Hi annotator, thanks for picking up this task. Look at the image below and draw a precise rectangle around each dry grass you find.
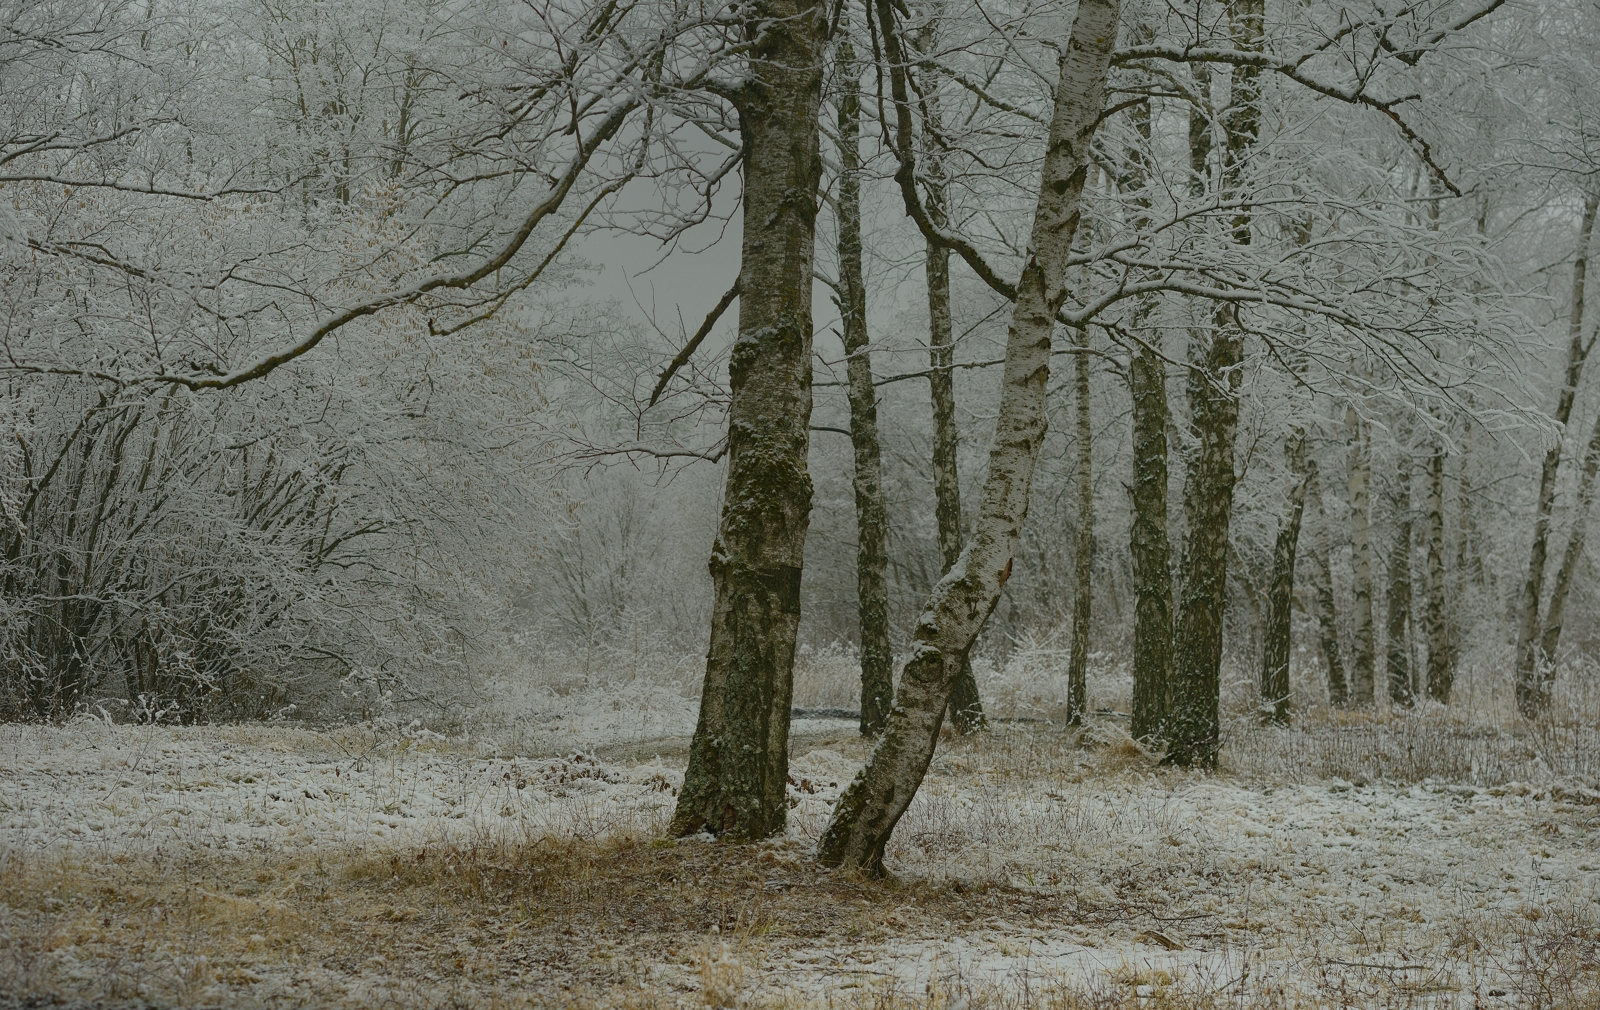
[5,699,1600,1009]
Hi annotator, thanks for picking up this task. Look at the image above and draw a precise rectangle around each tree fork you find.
[1515,190,1597,717]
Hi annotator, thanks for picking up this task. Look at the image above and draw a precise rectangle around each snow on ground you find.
[3,718,1599,1006]
[0,720,685,857]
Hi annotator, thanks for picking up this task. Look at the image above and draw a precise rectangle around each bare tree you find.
[1514,191,1598,716]
[816,0,1122,873]
[669,0,827,840]
[835,18,894,736]
[1385,452,1415,706]
[1347,407,1377,706]
[1304,457,1349,705]
[1260,430,1308,723]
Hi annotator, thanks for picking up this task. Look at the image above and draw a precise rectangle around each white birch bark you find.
[816,0,1123,872]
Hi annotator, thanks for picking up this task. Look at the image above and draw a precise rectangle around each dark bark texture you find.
[1128,339,1172,742]
[1304,459,1348,706]
[1260,430,1307,724]
[1347,408,1376,706]
[670,0,824,841]
[1166,0,1259,768]
[1423,441,1453,703]
[1068,327,1093,725]
[836,29,893,737]
[1515,190,1597,717]
[1385,455,1414,707]
[1122,79,1171,745]
[916,8,985,733]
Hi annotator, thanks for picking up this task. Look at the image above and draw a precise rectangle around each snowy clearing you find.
[2,716,1599,1008]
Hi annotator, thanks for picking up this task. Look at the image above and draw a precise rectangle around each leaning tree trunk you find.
[1260,429,1308,724]
[1385,453,1414,707]
[1423,438,1453,703]
[1067,326,1093,725]
[1347,407,1376,706]
[1166,0,1260,768]
[1540,402,1600,685]
[1304,458,1348,706]
[836,29,894,737]
[923,107,987,734]
[816,0,1121,873]
[1515,190,1597,717]
[670,0,824,841]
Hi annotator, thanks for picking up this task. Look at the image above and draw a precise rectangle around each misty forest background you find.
[2,0,1597,753]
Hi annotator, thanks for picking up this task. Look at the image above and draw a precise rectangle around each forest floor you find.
[2,711,1599,1009]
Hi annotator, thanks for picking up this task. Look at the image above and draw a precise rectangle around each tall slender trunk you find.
[1541,405,1600,678]
[1515,191,1598,717]
[1129,340,1172,740]
[1386,453,1414,707]
[836,28,893,736]
[1260,429,1308,724]
[918,19,986,735]
[817,0,1120,872]
[1347,407,1376,706]
[1123,76,1172,745]
[1423,438,1452,703]
[1457,415,1486,589]
[1068,327,1093,724]
[1166,0,1260,768]
[670,0,824,841]
[1304,458,1348,705]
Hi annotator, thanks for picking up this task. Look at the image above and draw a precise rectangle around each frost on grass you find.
[1,713,1599,1008]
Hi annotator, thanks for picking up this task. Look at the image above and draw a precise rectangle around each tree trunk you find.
[1166,0,1260,768]
[1347,407,1376,706]
[816,0,1120,873]
[1541,404,1600,682]
[1424,438,1453,703]
[670,0,824,841]
[923,94,986,735]
[1068,327,1093,725]
[1260,429,1308,724]
[1128,339,1172,741]
[1456,414,1487,589]
[1515,190,1597,717]
[1123,85,1172,746]
[1304,458,1348,706]
[836,28,893,737]
[1385,453,1414,707]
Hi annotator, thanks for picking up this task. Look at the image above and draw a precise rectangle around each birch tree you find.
[817,0,1122,873]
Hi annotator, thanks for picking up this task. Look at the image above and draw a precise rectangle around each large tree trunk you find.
[1385,453,1415,707]
[670,0,824,841]
[1515,190,1597,717]
[1541,403,1600,682]
[1260,429,1308,724]
[1347,407,1376,706]
[1067,326,1093,725]
[1165,0,1260,768]
[816,0,1121,873]
[922,91,987,735]
[836,28,894,737]
[1128,337,1172,741]
[1304,458,1348,706]
[1122,85,1172,744]
[1423,437,1453,703]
